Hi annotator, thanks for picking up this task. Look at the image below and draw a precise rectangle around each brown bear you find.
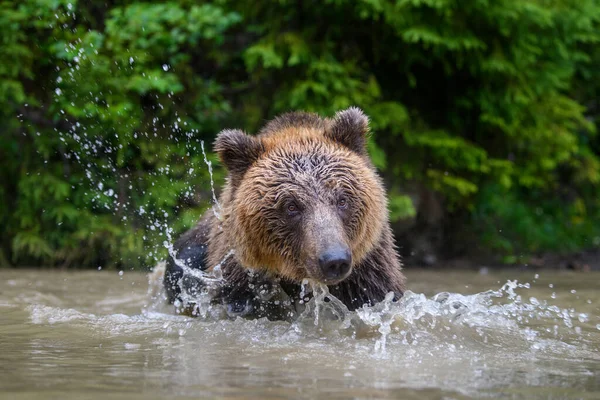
[163,107,406,320]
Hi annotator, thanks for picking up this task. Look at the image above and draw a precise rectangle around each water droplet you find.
[55,88,62,96]
[162,64,169,71]
[529,297,539,306]
[118,270,124,276]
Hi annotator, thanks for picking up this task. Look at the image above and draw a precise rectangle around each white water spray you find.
[201,140,223,221]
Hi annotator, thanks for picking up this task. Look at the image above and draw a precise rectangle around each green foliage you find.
[474,184,600,261]
[0,0,235,267]
[1,0,599,267]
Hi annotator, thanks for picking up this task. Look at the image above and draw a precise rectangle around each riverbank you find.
[404,248,600,272]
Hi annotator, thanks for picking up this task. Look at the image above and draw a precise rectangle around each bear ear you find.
[213,129,264,177]
[325,106,370,155]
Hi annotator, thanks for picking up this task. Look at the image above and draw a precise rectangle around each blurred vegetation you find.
[1,0,599,269]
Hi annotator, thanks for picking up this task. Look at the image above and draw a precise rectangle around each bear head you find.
[213,107,388,286]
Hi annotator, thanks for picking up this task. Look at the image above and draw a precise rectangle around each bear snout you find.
[317,246,352,283]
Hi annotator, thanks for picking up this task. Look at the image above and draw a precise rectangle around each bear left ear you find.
[325,106,370,155]
[213,129,264,178]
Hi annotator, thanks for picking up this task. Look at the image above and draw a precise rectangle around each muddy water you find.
[0,268,598,399]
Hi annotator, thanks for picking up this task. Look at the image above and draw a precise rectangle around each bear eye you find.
[286,203,300,216]
[337,197,348,209]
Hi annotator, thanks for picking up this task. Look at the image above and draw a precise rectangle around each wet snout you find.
[306,205,353,284]
[318,246,352,282]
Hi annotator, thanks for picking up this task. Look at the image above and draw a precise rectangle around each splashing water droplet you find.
[201,141,222,220]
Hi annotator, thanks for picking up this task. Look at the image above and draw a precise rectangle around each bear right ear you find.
[213,129,264,177]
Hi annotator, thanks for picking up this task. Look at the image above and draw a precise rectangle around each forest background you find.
[2,0,599,270]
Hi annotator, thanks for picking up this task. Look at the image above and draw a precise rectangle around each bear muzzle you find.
[317,246,352,284]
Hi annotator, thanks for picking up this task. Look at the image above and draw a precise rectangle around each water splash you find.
[43,4,223,268]
[200,140,223,221]
[144,267,600,361]
[157,228,234,319]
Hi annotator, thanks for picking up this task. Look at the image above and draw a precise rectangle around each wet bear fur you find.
[164,107,406,319]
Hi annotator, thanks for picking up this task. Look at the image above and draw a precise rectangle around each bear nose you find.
[318,248,352,281]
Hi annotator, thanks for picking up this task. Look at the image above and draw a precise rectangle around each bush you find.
[1,0,599,268]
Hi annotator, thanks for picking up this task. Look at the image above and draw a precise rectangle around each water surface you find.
[1,268,598,399]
